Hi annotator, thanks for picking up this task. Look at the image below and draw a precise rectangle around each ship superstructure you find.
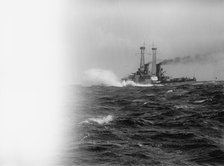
[122,45,196,84]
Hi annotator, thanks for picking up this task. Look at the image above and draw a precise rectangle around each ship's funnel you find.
[140,46,145,71]
[151,47,157,75]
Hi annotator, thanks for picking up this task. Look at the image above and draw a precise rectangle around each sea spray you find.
[84,68,157,87]
[84,69,122,87]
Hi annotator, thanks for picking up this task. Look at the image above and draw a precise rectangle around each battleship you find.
[121,45,196,84]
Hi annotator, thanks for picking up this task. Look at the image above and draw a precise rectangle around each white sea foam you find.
[121,80,154,87]
[81,115,113,125]
[167,89,174,93]
[193,99,207,103]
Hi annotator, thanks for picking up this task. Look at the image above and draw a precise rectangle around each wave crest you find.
[81,115,113,125]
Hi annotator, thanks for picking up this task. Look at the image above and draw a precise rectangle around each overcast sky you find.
[70,0,224,82]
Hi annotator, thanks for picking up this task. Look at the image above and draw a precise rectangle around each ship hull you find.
[122,77,196,85]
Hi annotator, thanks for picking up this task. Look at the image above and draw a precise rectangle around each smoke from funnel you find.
[160,51,224,81]
[159,53,218,66]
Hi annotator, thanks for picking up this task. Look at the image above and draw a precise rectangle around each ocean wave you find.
[72,81,224,166]
[81,115,113,125]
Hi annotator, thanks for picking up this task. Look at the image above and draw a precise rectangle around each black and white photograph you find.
[1,0,224,166]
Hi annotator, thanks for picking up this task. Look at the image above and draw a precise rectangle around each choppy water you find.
[67,81,224,166]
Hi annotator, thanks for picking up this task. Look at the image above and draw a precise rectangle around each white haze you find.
[0,1,67,166]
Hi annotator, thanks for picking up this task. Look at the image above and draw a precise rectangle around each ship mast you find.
[139,46,145,72]
[151,45,157,76]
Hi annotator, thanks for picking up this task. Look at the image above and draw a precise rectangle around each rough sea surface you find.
[67,81,224,166]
